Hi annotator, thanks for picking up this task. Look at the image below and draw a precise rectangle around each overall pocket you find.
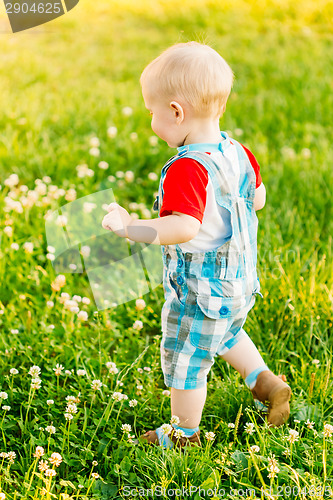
[190,293,246,351]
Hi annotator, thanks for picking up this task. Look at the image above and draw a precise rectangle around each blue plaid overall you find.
[153,131,263,390]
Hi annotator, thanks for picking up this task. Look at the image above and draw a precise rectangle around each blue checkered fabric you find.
[154,131,263,390]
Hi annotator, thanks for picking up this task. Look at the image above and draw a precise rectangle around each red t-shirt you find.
[160,142,262,222]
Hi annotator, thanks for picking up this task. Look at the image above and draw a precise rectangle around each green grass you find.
[0,0,332,498]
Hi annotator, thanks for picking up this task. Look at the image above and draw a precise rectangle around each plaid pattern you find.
[155,131,263,390]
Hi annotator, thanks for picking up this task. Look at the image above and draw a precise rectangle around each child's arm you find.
[254,183,266,211]
[102,203,200,245]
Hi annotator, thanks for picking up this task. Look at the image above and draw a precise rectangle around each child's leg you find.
[171,385,207,428]
[220,331,291,427]
[219,332,268,383]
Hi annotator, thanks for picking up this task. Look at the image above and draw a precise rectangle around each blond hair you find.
[140,41,234,119]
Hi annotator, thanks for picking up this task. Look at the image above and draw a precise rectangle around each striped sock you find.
[245,365,269,390]
[172,425,200,437]
[155,426,174,449]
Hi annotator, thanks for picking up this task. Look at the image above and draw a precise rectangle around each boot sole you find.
[267,384,292,427]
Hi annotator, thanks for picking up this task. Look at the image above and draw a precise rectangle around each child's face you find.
[142,86,188,148]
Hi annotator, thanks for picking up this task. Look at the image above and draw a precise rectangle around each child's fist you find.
[102,202,133,238]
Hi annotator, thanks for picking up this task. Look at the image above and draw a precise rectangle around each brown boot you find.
[251,370,291,427]
[139,428,201,450]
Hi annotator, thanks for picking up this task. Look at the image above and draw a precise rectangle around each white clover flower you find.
[28,366,41,377]
[301,148,311,159]
[77,310,88,321]
[3,226,13,236]
[53,364,64,376]
[9,368,19,375]
[121,423,132,433]
[174,429,185,439]
[65,188,77,202]
[133,320,143,331]
[137,368,143,373]
[91,380,103,391]
[80,245,92,258]
[38,460,49,472]
[205,431,215,441]
[89,147,100,157]
[46,253,55,261]
[148,172,158,181]
[250,445,260,453]
[82,297,90,305]
[2,406,10,411]
[31,378,41,390]
[122,106,133,117]
[47,301,54,308]
[45,425,56,434]
[112,392,126,402]
[287,429,299,443]
[10,243,19,250]
[56,215,67,227]
[228,423,235,428]
[4,173,19,187]
[324,423,333,438]
[130,132,138,141]
[98,161,109,170]
[92,472,99,479]
[83,202,97,214]
[234,128,243,136]
[107,126,117,138]
[46,399,54,405]
[124,170,134,182]
[7,451,16,463]
[90,137,100,148]
[143,367,151,372]
[305,419,315,430]
[162,390,170,397]
[161,424,172,436]
[64,299,79,311]
[0,492,5,500]
[267,455,280,479]
[170,415,180,426]
[77,369,86,376]
[64,413,74,421]
[312,359,320,366]
[10,329,19,334]
[65,370,72,376]
[148,136,158,146]
[129,399,138,407]
[135,299,146,311]
[66,403,78,415]
[136,385,143,391]
[106,362,118,375]
[45,468,57,477]
[245,422,256,435]
[33,446,45,458]
[49,452,62,467]
[60,292,70,301]
[23,242,34,253]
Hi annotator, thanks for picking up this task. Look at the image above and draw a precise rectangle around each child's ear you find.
[170,101,184,123]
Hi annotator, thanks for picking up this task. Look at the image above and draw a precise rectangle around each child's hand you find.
[101,202,133,238]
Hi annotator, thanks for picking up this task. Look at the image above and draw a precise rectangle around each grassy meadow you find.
[0,0,332,498]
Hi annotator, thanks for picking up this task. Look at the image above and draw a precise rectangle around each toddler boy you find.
[102,41,291,449]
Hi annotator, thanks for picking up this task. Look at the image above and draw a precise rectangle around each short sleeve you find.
[239,143,263,188]
[160,158,209,223]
